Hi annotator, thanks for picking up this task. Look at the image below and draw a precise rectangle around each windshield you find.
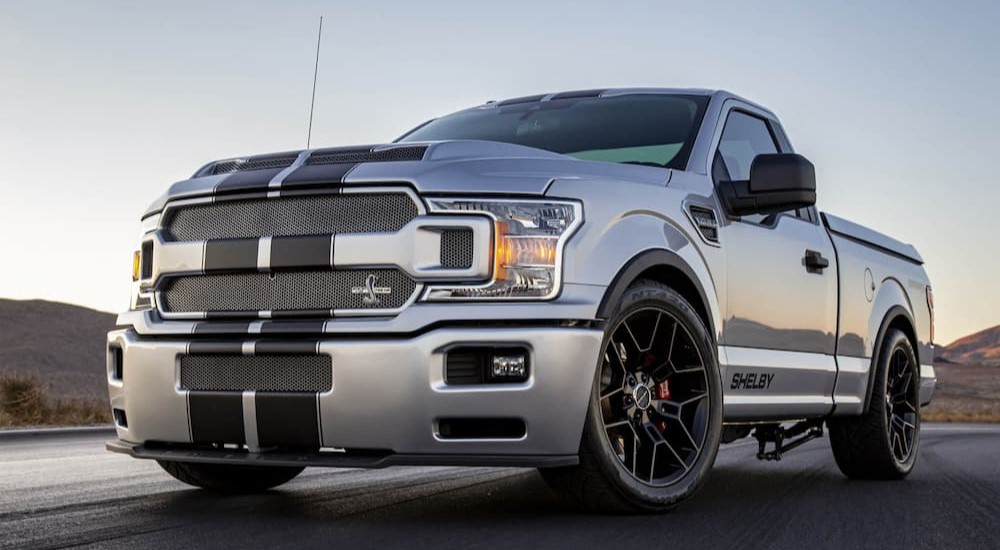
[398,94,709,169]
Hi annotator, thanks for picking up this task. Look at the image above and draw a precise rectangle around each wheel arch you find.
[863,304,918,414]
[596,249,716,341]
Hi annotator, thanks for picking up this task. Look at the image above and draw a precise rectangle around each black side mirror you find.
[718,153,816,216]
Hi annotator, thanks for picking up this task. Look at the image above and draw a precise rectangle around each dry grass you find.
[0,372,109,428]
[920,362,1000,423]
[922,410,1000,423]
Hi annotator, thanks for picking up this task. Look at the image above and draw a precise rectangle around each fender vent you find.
[688,205,720,244]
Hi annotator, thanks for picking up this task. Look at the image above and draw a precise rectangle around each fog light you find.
[492,354,527,379]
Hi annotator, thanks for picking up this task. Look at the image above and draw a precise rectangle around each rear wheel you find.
[157,460,304,493]
[541,280,722,513]
[828,328,920,479]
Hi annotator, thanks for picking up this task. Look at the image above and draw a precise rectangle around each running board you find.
[753,420,825,461]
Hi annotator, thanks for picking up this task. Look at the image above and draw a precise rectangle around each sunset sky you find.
[1,0,997,344]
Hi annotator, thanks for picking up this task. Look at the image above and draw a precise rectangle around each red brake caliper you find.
[645,350,671,432]
[655,379,671,432]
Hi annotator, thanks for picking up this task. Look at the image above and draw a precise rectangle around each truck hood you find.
[144,140,669,217]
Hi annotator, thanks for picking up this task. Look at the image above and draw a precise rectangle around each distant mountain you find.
[937,325,1000,367]
[0,299,116,400]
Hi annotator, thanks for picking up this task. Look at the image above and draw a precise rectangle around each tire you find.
[156,460,304,493]
[541,280,723,513]
[828,328,921,479]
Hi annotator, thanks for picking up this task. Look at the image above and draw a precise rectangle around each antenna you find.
[306,15,324,148]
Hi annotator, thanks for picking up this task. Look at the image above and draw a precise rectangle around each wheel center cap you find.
[634,385,652,409]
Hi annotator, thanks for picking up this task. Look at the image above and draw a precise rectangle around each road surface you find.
[1,424,998,549]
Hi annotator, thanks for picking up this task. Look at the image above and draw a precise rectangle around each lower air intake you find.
[180,355,332,393]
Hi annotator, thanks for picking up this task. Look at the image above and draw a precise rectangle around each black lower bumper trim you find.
[106,439,578,469]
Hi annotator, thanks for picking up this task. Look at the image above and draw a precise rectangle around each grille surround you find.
[163,192,419,242]
[159,269,417,317]
[180,355,332,392]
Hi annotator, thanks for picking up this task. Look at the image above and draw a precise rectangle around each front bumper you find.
[106,325,603,465]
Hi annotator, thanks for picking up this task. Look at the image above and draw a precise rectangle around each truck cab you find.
[108,88,935,512]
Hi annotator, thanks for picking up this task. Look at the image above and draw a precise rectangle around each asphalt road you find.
[2,424,998,550]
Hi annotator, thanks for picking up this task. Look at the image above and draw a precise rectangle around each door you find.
[713,108,838,420]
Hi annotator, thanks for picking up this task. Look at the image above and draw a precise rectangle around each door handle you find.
[804,250,830,272]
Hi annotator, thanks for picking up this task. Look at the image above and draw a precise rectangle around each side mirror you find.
[718,153,816,217]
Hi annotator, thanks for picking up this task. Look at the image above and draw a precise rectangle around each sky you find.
[1,0,998,345]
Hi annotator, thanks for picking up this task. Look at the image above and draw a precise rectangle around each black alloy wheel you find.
[598,307,711,486]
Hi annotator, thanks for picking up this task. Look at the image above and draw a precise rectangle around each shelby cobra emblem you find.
[351,274,392,305]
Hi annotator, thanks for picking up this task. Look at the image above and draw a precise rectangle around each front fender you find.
[547,178,723,338]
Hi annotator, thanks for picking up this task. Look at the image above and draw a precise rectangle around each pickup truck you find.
[107,88,936,512]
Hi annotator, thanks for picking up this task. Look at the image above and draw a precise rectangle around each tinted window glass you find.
[399,94,709,169]
[717,112,778,181]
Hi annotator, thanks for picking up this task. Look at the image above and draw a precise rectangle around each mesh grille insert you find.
[440,229,474,269]
[307,146,427,165]
[164,193,418,241]
[211,154,299,175]
[160,269,416,316]
[180,355,332,392]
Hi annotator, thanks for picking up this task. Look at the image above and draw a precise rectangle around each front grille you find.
[180,355,332,392]
[164,192,419,241]
[440,229,474,269]
[160,269,416,316]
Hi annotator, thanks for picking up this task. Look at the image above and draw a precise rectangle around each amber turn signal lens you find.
[132,250,141,281]
[492,221,559,280]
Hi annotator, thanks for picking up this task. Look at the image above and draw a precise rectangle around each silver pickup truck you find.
[107,88,936,512]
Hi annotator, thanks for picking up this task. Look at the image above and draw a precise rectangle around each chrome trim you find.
[242,391,260,452]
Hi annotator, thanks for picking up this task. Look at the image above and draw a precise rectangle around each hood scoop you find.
[196,144,429,178]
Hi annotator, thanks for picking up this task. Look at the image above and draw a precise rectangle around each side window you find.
[714,111,806,224]
[716,111,778,181]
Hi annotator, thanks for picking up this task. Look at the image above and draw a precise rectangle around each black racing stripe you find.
[204,238,258,271]
[258,321,328,334]
[280,163,357,187]
[255,393,320,448]
[254,341,320,355]
[189,391,245,444]
[193,322,252,334]
[270,235,333,269]
[187,342,245,354]
[214,167,286,193]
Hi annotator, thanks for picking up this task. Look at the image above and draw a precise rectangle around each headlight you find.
[423,199,582,300]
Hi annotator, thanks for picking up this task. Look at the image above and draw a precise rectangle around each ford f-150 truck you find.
[107,88,936,512]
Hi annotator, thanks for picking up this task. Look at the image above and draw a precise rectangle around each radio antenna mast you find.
[306,15,324,148]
